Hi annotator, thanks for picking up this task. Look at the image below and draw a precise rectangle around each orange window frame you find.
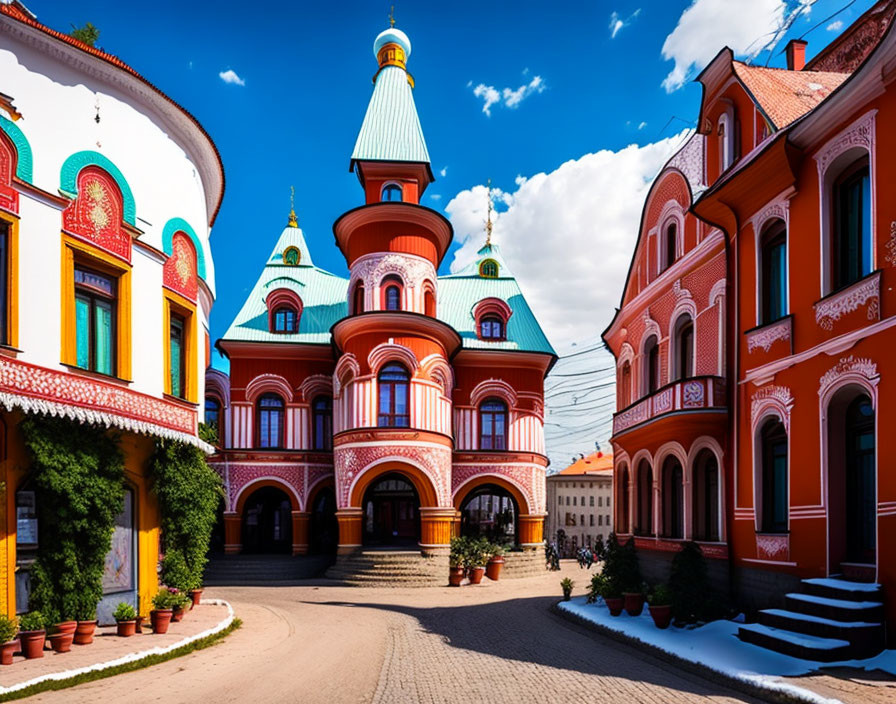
[0,211,18,349]
[60,234,132,380]
[163,289,197,403]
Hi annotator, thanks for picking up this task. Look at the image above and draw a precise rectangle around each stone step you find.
[800,577,884,603]
[738,623,852,662]
[785,592,885,623]
[758,609,884,658]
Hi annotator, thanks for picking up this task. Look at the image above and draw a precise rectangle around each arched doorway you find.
[362,473,420,546]
[459,484,518,545]
[827,389,876,570]
[241,486,293,554]
[310,485,338,554]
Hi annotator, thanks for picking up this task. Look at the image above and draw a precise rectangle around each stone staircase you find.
[203,554,334,586]
[738,576,885,662]
[502,550,548,578]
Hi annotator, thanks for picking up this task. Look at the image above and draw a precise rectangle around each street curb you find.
[0,599,236,699]
[550,602,831,704]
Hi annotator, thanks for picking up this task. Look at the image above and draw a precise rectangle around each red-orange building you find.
[207,25,555,563]
[605,1,896,656]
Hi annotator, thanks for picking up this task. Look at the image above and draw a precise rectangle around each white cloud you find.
[445,131,691,348]
[609,8,641,39]
[827,19,843,31]
[429,193,442,201]
[638,121,647,130]
[218,69,245,86]
[661,0,789,92]
[440,166,448,178]
[472,75,546,116]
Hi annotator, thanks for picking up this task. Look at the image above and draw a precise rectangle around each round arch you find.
[162,217,208,279]
[0,115,33,182]
[452,474,531,515]
[245,373,294,404]
[234,477,302,515]
[60,150,136,225]
[349,460,439,508]
[307,475,335,510]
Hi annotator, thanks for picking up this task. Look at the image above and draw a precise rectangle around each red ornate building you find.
[605,0,896,656]
[208,25,555,562]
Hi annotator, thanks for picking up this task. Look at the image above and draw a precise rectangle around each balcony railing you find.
[612,375,726,436]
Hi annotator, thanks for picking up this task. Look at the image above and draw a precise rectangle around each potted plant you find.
[52,618,77,637]
[448,536,466,587]
[601,580,624,616]
[485,543,505,581]
[623,584,646,617]
[114,602,138,637]
[465,538,487,585]
[648,584,673,629]
[150,588,177,634]
[18,611,46,659]
[560,577,574,601]
[0,615,18,665]
[74,608,98,645]
[188,587,204,609]
[47,618,75,653]
[170,589,190,622]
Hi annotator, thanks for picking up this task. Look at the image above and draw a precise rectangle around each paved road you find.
[32,564,765,704]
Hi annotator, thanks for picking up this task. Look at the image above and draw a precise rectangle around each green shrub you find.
[449,536,467,568]
[150,439,223,592]
[197,422,218,446]
[19,611,45,632]
[560,577,574,600]
[151,588,181,611]
[0,615,17,643]
[22,416,125,624]
[113,602,137,622]
[669,541,710,624]
[648,583,673,606]
[599,533,641,597]
[586,572,606,603]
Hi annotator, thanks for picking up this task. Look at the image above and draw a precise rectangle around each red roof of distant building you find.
[732,62,848,129]
[554,451,614,476]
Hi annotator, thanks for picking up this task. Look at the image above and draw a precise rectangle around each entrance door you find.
[363,474,420,546]
[845,396,876,564]
[310,486,338,554]
[242,486,293,554]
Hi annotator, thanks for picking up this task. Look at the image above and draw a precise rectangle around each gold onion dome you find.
[374,27,411,70]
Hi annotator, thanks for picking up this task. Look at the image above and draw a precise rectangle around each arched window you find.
[382,276,403,311]
[352,282,365,315]
[692,450,720,541]
[479,259,499,278]
[619,464,630,533]
[844,394,875,562]
[377,362,410,427]
[672,316,694,381]
[205,397,221,431]
[760,418,788,533]
[663,222,677,272]
[760,220,787,324]
[643,335,660,396]
[381,183,403,202]
[460,484,518,544]
[833,157,872,290]
[282,246,301,266]
[257,393,285,449]
[620,362,632,407]
[480,315,504,340]
[662,456,684,539]
[636,460,653,536]
[312,396,333,451]
[272,306,298,333]
[479,398,508,450]
[424,289,436,317]
[718,112,736,173]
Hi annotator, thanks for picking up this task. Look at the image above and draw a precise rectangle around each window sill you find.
[744,315,792,355]
[163,393,199,408]
[61,363,132,386]
[814,270,881,330]
[0,343,22,359]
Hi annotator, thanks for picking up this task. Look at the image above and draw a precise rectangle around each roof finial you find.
[287,185,298,228]
[485,178,494,247]
[389,4,395,27]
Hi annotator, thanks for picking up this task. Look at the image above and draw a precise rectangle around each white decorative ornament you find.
[747,317,791,353]
[818,356,879,396]
[814,272,880,330]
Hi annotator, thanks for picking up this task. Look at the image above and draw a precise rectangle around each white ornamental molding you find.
[756,533,789,561]
[709,278,726,306]
[667,132,706,194]
[641,308,660,342]
[751,385,794,432]
[750,198,789,236]
[814,110,876,175]
[747,317,791,353]
[818,356,879,397]
[814,271,880,330]
[886,221,896,267]
[682,380,705,408]
[350,252,436,290]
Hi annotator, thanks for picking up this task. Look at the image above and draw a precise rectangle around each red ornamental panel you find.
[0,133,18,215]
[227,463,305,512]
[163,232,198,300]
[451,463,538,514]
[62,167,131,262]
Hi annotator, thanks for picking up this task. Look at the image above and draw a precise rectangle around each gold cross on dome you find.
[389,4,395,27]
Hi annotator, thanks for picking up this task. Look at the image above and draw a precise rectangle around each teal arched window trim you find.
[60,151,136,225]
[0,115,33,183]
[162,217,207,280]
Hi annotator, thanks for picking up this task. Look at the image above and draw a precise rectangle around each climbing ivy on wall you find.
[21,416,125,623]
[151,439,223,591]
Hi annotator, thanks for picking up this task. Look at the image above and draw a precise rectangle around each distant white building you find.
[546,451,613,556]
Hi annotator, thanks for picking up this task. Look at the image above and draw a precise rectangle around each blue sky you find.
[33,0,877,465]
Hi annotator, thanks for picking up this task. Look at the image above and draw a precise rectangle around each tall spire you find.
[287,185,298,228]
[485,178,494,247]
[389,4,395,28]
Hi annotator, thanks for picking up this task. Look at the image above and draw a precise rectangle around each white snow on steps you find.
[762,609,878,629]
[740,623,850,650]
[787,593,882,609]
[802,577,881,592]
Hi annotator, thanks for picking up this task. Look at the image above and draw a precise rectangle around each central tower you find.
[331,24,458,555]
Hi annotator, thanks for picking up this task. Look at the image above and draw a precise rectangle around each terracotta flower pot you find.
[135,616,145,634]
[649,604,673,629]
[150,609,173,634]
[189,589,204,609]
[116,619,137,637]
[19,630,46,659]
[53,621,77,636]
[74,620,97,645]
[48,632,74,653]
[1,639,19,665]
[623,592,645,617]
[486,557,504,581]
[604,596,624,616]
[448,566,465,587]
[171,606,185,623]
[468,566,485,585]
